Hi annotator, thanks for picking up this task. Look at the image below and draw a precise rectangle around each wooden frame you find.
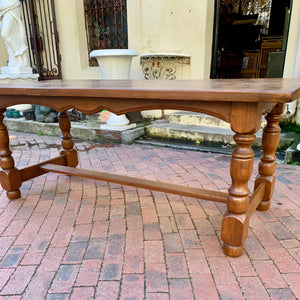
[0,78,299,257]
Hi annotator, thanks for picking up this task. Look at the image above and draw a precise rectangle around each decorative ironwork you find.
[84,0,128,67]
[140,54,191,80]
[20,0,62,80]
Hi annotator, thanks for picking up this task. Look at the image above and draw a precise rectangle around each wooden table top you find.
[0,78,300,103]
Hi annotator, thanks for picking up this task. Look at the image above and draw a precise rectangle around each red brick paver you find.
[0,131,299,299]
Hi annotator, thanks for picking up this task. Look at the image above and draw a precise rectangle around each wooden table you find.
[0,78,299,257]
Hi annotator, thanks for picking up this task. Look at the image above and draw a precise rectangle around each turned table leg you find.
[221,102,264,257]
[255,104,283,211]
[0,108,22,199]
[221,133,256,257]
[58,111,78,167]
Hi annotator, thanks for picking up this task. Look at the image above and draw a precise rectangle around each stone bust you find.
[0,0,31,73]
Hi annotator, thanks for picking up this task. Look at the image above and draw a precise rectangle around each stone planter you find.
[90,49,138,130]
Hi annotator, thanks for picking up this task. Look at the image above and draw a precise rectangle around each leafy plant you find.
[279,119,300,133]
[289,161,300,166]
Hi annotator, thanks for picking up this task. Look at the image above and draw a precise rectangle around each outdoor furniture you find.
[0,78,299,257]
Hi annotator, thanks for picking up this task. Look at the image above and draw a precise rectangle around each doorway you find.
[210,0,292,79]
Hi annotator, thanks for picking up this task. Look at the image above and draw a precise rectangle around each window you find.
[84,0,128,66]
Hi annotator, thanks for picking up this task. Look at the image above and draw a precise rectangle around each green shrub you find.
[279,119,300,133]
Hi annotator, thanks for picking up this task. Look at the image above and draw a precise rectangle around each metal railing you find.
[84,0,128,66]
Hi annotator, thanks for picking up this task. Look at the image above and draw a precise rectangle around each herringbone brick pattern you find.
[0,131,299,299]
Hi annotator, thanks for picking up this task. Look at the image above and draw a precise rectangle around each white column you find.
[283,2,300,151]
[283,2,300,119]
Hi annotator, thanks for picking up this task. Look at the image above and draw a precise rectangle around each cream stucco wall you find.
[127,0,214,117]
[1,0,299,81]
[0,0,214,85]
[54,0,101,79]
[2,0,299,120]
[127,0,214,80]
[1,0,299,119]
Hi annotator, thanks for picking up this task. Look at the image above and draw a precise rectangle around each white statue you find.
[0,0,32,74]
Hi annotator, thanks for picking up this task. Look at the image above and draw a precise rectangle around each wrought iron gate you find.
[20,0,62,80]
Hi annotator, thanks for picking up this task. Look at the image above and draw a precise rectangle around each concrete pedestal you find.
[90,49,138,131]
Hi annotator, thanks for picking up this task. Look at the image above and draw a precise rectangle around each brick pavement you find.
[0,131,299,299]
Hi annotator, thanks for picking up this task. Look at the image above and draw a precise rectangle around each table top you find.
[0,78,299,104]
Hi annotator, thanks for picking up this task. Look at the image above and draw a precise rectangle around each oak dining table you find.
[0,78,299,257]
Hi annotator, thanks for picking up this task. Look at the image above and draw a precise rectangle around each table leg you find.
[58,111,78,167]
[0,108,22,199]
[221,133,256,257]
[255,104,283,211]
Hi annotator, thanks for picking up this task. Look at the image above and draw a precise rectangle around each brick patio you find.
[0,131,299,299]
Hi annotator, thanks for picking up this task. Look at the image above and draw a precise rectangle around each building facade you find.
[1,0,300,122]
